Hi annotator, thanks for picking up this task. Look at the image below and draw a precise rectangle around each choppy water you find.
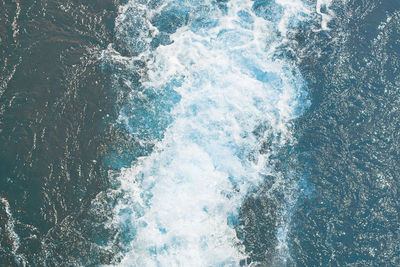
[1,0,400,266]
[102,0,321,265]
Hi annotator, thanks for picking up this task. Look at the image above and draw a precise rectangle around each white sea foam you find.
[108,0,313,265]
[316,0,335,30]
[0,197,27,265]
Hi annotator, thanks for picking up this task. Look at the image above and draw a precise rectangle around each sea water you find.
[103,0,327,265]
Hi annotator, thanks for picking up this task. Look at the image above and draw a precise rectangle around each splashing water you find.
[105,0,316,265]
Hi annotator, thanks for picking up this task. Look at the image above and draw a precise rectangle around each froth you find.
[316,0,335,30]
[0,197,27,265]
[108,0,312,265]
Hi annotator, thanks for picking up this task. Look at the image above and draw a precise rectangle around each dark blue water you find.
[289,1,400,265]
[1,0,400,266]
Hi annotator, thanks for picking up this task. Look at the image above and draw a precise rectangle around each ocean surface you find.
[1,0,400,266]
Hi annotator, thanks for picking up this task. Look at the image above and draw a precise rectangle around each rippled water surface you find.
[1,0,400,266]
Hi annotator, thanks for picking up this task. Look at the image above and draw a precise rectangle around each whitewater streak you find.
[106,0,319,265]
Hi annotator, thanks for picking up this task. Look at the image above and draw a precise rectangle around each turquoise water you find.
[103,0,314,265]
[1,0,400,265]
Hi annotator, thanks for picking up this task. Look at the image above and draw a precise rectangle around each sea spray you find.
[102,0,319,265]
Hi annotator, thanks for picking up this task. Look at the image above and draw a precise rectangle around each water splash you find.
[104,0,315,265]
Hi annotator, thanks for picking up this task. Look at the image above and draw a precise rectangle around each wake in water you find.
[101,0,330,265]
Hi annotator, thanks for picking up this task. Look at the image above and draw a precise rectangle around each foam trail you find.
[0,197,27,265]
[12,0,21,39]
[110,0,311,265]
